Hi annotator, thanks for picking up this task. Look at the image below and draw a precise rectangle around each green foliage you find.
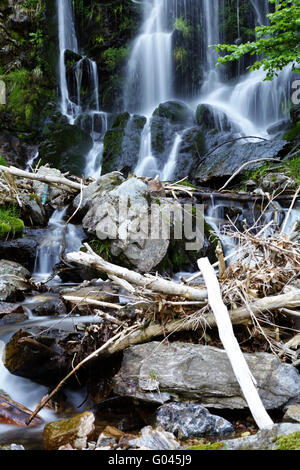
[285,155,300,183]
[102,47,130,71]
[174,47,188,71]
[216,0,300,80]
[276,432,300,450]
[82,239,112,261]
[0,206,24,240]
[186,442,225,451]
[174,16,193,38]
[0,156,8,167]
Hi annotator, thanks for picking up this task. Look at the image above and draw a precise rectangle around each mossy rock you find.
[282,122,300,142]
[39,121,93,176]
[0,215,24,239]
[186,442,225,451]
[153,101,193,124]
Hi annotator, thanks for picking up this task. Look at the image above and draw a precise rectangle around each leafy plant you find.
[215,0,300,80]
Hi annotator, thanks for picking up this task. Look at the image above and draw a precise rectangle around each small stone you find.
[283,405,300,424]
[43,412,95,450]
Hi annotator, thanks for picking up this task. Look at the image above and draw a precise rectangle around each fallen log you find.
[66,245,208,301]
[198,257,274,430]
[0,165,84,192]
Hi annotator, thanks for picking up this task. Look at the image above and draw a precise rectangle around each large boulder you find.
[0,260,30,302]
[192,138,288,186]
[4,326,84,385]
[196,103,232,132]
[83,177,170,273]
[113,342,300,409]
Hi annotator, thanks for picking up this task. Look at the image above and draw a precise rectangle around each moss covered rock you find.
[102,113,146,175]
[39,121,93,176]
[43,412,95,450]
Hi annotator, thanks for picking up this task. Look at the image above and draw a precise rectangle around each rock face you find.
[43,412,95,450]
[156,403,234,439]
[0,260,30,301]
[32,166,66,204]
[113,342,300,409]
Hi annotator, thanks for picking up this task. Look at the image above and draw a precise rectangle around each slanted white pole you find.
[198,257,274,430]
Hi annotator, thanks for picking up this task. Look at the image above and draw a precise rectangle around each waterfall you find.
[161,133,182,181]
[125,0,173,115]
[33,208,84,282]
[198,0,292,137]
[201,0,221,94]
[56,0,106,178]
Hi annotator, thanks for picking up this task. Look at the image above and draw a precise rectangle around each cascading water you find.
[125,0,173,115]
[126,0,294,179]
[33,208,84,282]
[57,0,106,178]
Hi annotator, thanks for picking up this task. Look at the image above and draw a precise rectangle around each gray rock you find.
[129,426,181,450]
[222,423,300,450]
[156,402,234,439]
[193,139,288,185]
[32,166,66,204]
[0,236,38,271]
[83,177,170,273]
[96,433,117,449]
[113,342,300,409]
[260,172,298,193]
[283,405,300,423]
[267,119,290,136]
[22,194,46,226]
[0,260,30,301]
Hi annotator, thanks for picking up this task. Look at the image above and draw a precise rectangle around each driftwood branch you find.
[0,165,84,192]
[198,257,274,429]
[66,245,208,301]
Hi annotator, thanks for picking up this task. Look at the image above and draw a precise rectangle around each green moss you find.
[111,112,130,130]
[186,442,225,451]
[0,156,8,167]
[276,432,300,450]
[283,122,300,141]
[0,206,24,239]
[81,239,112,262]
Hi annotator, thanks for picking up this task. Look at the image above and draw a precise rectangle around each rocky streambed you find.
[0,168,300,451]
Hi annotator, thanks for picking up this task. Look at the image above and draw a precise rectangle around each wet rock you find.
[222,423,300,450]
[0,237,37,271]
[156,402,234,439]
[129,426,181,450]
[43,412,95,450]
[0,393,42,427]
[38,119,93,177]
[151,101,193,167]
[172,127,206,181]
[192,138,288,186]
[196,103,232,132]
[27,294,67,317]
[4,326,84,385]
[267,119,290,136]
[113,342,300,409]
[0,444,25,451]
[96,432,117,449]
[102,113,146,175]
[0,260,30,302]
